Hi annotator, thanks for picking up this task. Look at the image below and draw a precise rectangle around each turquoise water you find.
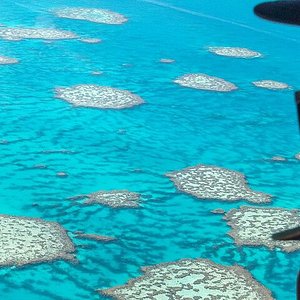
[0,0,300,298]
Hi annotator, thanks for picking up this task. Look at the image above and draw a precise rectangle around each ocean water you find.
[0,0,300,299]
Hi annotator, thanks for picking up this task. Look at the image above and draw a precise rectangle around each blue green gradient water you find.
[0,0,300,299]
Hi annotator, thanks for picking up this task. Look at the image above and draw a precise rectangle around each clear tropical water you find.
[0,0,300,299]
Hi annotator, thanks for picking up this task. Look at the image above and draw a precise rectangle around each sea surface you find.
[0,0,300,299]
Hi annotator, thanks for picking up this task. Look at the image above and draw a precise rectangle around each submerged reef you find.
[159,58,175,63]
[56,172,68,177]
[208,47,262,58]
[100,258,274,299]
[91,71,103,76]
[80,38,101,44]
[224,206,300,252]
[174,73,237,92]
[54,7,128,25]
[0,56,19,64]
[0,215,75,267]
[84,190,141,208]
[0,27,77,41]
[211,208,226,214]
[271,156,287,162]
[74,231,116,242]
[166,165,271,203]
[55,85,144,109]
[252,80,290,90]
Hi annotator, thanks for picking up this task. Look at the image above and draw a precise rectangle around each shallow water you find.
[0,0,300,299]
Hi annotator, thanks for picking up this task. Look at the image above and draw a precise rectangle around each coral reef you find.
[208,47,262,58]
[54,8,127,25]
[253,80,290,90]
[224,206,300,252]
[55,85,144,109]
[84,190,141,208]
[0,27,77,41]
[166,164,271,203]
[0,215,75,266]
[174,73,237,92]
[74,231,116,242]
[100,259,274,299]
[0,56,19,64]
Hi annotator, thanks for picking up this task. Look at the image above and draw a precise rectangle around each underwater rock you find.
[208,47,262,58]
[224,206,300,252]
[122,63,133,68]
[68,194,87,201]
[0,27,77,41]
[174,73,237,92]
[252,80,290,90]
[166,165,271,203]
[41,149,75,154]
[55,85,144,109]
[271,156,287,162]
[74,231,116,242]
[159,58,175,63]
[56,172,68,177]
[100,258,274,299]
[117,128,127,135]
[54,7,128,25]
[84,190,140,208]
[33,164,48,169]
[211,208,226,214]
[80,38,101,44]
[91,71,103,76]
[0,215,75,266]
[0,56,19,64]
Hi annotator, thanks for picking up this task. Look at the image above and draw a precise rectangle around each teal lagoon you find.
[0,0,300,299]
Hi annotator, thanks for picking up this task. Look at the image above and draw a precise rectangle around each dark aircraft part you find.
[272,226,300,240]
[254,1,300,25]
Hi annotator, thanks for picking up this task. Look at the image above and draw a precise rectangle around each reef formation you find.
[166,164,271,203]
[0,27,77,41]
[0,56,19,64]
[80,38,102,44]
[271,156,287,162]
[252,80,290,90]
[160,58,175,63]
[74,231,116,242]
[174,73,237,92]
[84,190,141,208]
[208,47,262,58]
[224,206,300,252]
[0,215,75,266]
[54,7,128,25]
[100,259,274,299]
[55,85,144,109]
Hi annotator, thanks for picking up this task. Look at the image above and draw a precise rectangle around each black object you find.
[272,226,300,240]
[254,1,300,25]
